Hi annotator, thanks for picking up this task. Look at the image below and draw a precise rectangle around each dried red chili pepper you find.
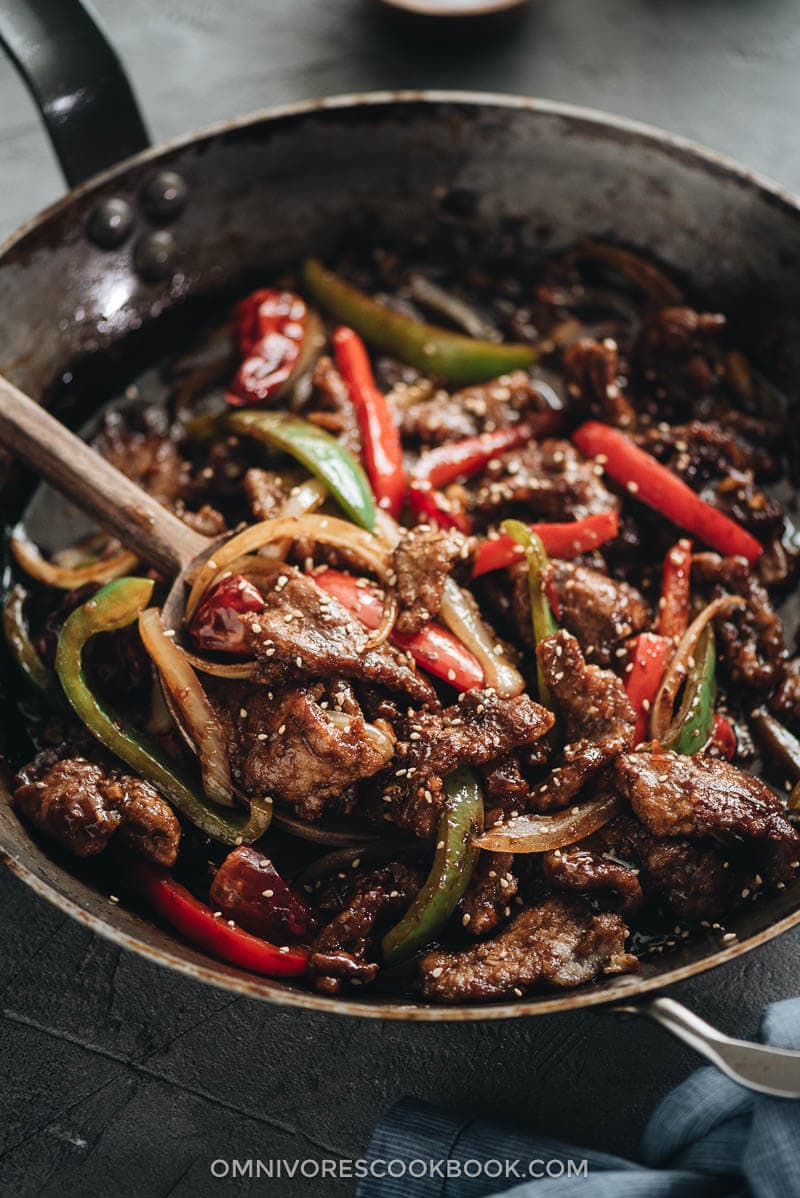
[189,574,264,654]
[228,289,314,407]
[209,846,317,941]
[124,855,309,977]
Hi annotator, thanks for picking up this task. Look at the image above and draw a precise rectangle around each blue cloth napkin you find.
[357,999,800,1198]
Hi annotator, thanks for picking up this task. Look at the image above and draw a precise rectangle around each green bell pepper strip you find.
[661,624,717,755]
[3,583,55,695]
[188,409,376,532]
[382,766,483,966]
[55,578,272,845]
[302,258,538,385]
[502,520,557,706]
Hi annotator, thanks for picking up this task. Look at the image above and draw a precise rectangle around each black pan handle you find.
[0,0,150,187]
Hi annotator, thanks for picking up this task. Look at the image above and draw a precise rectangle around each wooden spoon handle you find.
[0,376,210,578]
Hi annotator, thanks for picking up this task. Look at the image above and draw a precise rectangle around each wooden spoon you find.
[0,378,380,844]
[0,376,213,583]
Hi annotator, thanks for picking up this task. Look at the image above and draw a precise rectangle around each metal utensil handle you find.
[0,0,149,186]
[0,375,209,579]
[615,997,800,1099]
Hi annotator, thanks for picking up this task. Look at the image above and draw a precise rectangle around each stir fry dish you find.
[5,243,800,1004]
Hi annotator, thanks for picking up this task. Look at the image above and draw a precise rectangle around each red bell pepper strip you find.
[572,421,763,564]
[189,573,265,654]
[409,423,535,534]
[472,510,620,577]
[313,567,484,691]
[625,632,672,745]
[658,539,693,641]
[333,326,406,517]
[228,289,313,407]
[124,855,309,977]
[710,713,737,761]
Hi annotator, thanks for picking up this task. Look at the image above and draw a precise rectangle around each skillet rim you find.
[2,88,800,1019]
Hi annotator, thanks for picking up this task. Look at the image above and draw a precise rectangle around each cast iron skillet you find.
[2,3,800,1058]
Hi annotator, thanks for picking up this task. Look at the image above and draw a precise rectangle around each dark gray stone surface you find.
[1,2,800,1194]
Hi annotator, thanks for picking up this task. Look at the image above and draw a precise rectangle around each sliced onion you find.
[650,595,746,741]
[179,651,257,679]
[474,793,623,853]
[362,590,399,650]
[408,274,501,342]
[373,508,403,550]
[51,531,114,569]
[440,577,524,698]
[272,810,379,847]
[185,514,391,623]
[327,710,396,763]
[11,532,138,590]
[139,607,234,808]
[260,476,328,561]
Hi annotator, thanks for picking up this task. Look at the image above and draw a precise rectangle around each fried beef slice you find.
[547,560,649,666]
[542,846,644,917]
[418,895,637,1002]
[637,420,779,485]
[692,553,785,692]
[458,852,519,937]
[306,355,362,455]
[377,690,554,839]
[95,409,188,507]
[95,408,226,533]
[635,307,725,404]
[309,862,422,993]
[611,748,800,885]
[562,336,636,428]
[213,682,391,821]
[13,754,180,866]
[471,438,619,523]
[243,467,297,521]
[531,631,636,811]
[574,813,747,923]
[636,421,783,541]
[770,657,800,731]
[243,568,436,707]
[393,524,469,635]
[396,370,544,446]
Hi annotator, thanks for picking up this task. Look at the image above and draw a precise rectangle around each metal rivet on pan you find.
[133,230,176,282]
[140,170,188,222]
[86,197,134,249]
